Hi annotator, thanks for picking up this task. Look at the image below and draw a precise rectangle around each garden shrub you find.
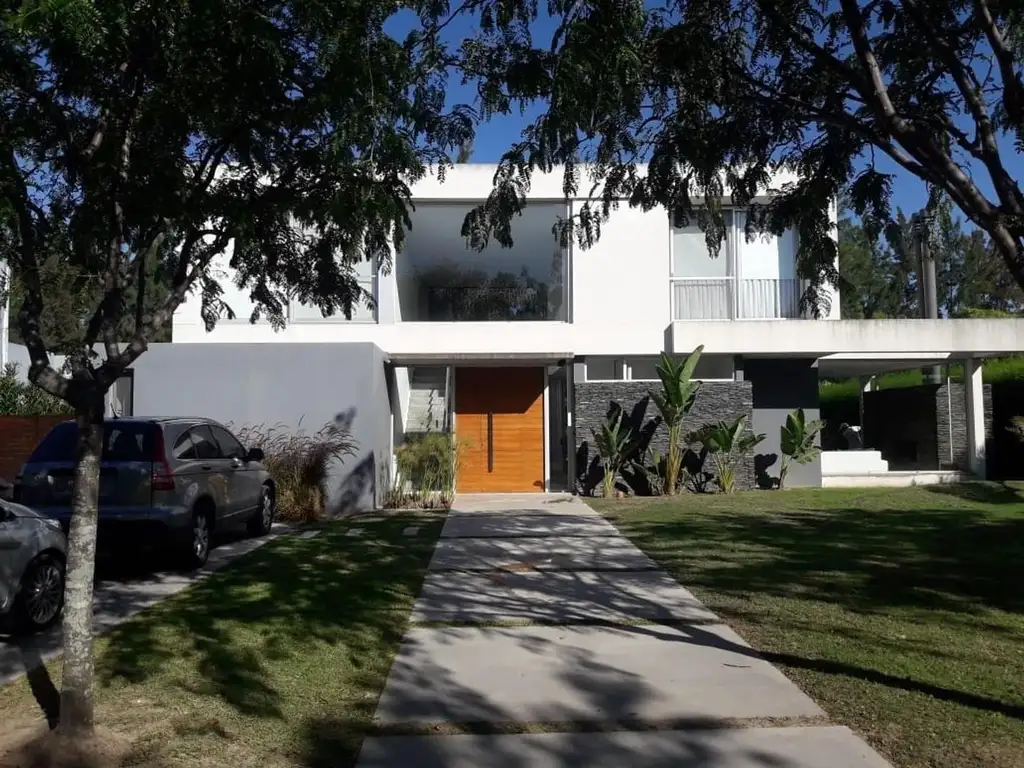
[232,421,357,522]
[0,363,73,415]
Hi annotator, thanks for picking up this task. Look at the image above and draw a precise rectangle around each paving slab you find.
[411,570,719,624]
[373,624,824,724]
[357,726,893,767]
[450,494,600,516]
[428,536,658,571]
[440,513,618,539]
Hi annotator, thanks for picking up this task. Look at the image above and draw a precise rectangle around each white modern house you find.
[151,164,1020,502]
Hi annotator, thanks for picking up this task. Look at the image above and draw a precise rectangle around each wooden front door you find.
[455,367,545,493]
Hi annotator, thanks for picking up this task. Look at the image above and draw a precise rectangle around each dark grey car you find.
[15,418,275,568]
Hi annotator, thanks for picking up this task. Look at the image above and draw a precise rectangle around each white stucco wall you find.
[172,164,833,355]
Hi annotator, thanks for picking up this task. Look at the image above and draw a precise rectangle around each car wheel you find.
[184,509,212,569]
[247,484,275,537]
[16,553,65,632]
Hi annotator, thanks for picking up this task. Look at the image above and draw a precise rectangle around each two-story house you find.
[154,164,1018,504]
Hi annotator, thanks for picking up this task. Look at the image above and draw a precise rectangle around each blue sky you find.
[387,6,1021,226]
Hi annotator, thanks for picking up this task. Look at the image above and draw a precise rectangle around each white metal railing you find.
[672,278,802,320]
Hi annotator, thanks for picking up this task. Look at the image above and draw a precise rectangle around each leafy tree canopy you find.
[1,0,471,407]
[840,196,1024,318]
[0,0,471,735]
[458,0,1024,313]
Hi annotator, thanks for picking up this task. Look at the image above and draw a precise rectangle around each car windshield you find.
[28,422,159,463]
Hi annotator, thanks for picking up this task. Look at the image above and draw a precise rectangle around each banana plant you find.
[649,346,704,495]
[690,415,765,494]
[779,408,825,490]
[591,408,641,498]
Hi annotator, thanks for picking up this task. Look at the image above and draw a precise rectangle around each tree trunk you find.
[57,392,105,735]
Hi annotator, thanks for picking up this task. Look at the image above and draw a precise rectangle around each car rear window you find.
[28,422,160,463]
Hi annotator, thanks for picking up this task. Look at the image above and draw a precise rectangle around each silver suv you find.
[0,499,67,633]
[15,417,276,569]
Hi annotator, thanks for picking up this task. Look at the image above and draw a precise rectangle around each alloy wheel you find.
[25,561,63,627]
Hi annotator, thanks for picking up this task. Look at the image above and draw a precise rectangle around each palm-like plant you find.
[649,346,704,495]
[592,408,641,498]
[779,408,825,489]
[690,415,765,494]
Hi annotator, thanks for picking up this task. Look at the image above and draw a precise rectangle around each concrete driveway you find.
[0,523,290,685]
[358,494,893,768]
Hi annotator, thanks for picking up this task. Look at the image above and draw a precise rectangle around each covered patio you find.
[670,317,1023,486]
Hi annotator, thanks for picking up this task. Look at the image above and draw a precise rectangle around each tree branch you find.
[0,149,69,399]
[974,0,1024,128]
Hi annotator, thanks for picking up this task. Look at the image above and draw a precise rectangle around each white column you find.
[963,358,986,478]
[858,375,873,430]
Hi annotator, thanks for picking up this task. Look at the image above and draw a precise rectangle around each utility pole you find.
[912,212,943,385]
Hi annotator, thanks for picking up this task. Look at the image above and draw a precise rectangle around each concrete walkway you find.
[357,495,893,767]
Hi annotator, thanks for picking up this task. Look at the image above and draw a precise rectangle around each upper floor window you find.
[289,256,377,323]
[396,202,569,322]
[671,209,801,320]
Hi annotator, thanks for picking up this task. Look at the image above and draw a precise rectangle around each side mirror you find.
[245,448,265,463]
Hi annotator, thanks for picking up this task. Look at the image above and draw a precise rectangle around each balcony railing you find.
[672,278,802,320]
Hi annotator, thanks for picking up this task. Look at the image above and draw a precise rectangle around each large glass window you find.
[671,211,734,278]
[290,256,376,322]
[396,202,569,322]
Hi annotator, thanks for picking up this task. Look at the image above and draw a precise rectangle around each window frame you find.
[187,425,223,461]
[209,425,246,460]
[585,355,736,383]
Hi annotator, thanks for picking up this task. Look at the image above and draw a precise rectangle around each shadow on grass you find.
[611,484,1024,617]
[93,514,444,764]
[925,481,1024,505]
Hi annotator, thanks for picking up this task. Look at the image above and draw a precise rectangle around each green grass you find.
[0,514,444,768]
[820,355,1024,404]
[591,484,1024,768]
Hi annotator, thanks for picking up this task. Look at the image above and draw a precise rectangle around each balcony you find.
[672,278,802,320]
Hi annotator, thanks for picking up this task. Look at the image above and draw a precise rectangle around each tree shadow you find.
[94,515,442,726]
[925,481,1024,505]
[616,492,1024,617]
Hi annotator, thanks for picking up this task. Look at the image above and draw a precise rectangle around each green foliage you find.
[839,197,1023,321]
[955,307,1018,318]
[649,346,703,495]
[820,356,1024,407]
[779,408,825,490]
[0,364,73,415]
[1007,417,1024,443]
[689,416,765,495]
[0,0,471,403]
[384,433,461,509]
[232,422,357,522]
[592,408,641,498]
[630,447,665,496]
[461,0,1024,304]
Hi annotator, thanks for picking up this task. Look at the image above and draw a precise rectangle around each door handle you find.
[487,411,494,473]
[201,464,212,471]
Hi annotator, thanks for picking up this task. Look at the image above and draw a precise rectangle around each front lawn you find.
[591,484,1024,768]
[0,514,444,768]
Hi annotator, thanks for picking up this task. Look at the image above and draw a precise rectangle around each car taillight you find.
[151,429,175,491]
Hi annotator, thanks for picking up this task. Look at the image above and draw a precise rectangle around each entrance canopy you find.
[671,318,1023,358]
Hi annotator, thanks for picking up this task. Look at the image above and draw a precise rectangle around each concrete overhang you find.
[671,319,1024,358]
